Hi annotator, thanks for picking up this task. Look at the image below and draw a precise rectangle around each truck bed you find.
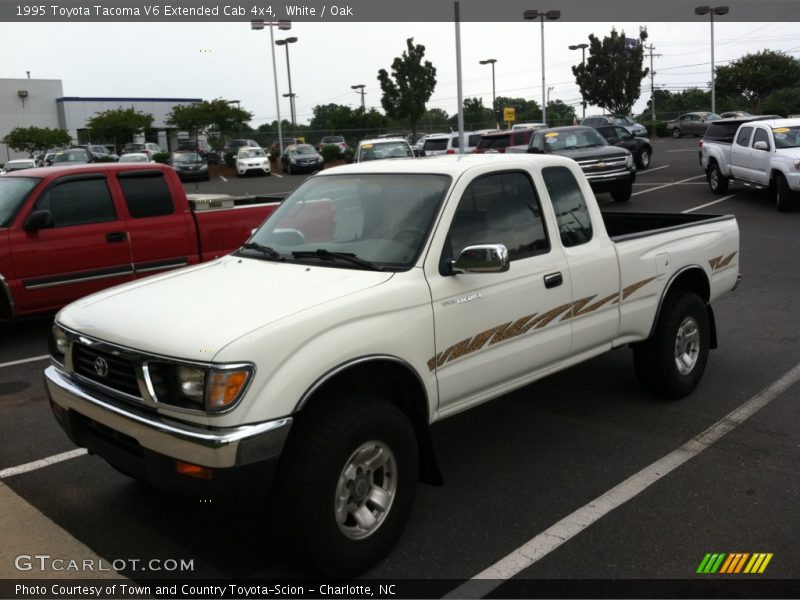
[602,211,735,242]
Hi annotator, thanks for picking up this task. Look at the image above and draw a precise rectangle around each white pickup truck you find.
[701,117,800,211]
[45,154,740,576]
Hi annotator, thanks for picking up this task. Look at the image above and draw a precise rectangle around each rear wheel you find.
[707,162,729,194]
[672,127,682,138]
[775,173,794,212]
[273,394,418,577]
[633,291,709,399]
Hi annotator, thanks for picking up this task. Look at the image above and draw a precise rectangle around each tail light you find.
[446,149,455,154]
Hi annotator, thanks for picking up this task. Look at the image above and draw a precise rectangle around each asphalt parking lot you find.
[1,137,799,598]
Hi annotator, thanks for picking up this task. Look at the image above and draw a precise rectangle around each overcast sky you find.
[1,18,799,127]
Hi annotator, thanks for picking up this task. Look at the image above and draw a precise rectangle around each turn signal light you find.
[175,461,213,480]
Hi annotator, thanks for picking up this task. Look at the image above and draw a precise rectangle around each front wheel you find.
[672,127,682,138]
[636,148,651,169]
[633,291,710,399]
[775,173,794,212]
[611,183,632,202]
[273,394,418,577]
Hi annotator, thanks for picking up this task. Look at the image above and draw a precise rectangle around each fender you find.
[647,265,716,348]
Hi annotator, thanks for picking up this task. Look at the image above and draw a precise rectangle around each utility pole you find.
[645,43,662,121]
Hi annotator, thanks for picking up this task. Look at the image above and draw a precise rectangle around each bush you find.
[320,144,344,162]
[97,155,116,163]
[152,151,171,164]
[224,151,236,167]
[345,147,355,164]
[269,147,280,161]
[640,120,669,138]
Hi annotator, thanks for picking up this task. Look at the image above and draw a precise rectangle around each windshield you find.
[321,137,343,144]
[173,153,201,163]
[53,150,88,163]
[538,128,607,152]
[244,174,451,270]
[0,177,39,227]
[238,148,266,159]
[773,126,800,149]
[119,154,148,162]
[125,144,145,151]
[612,117,634,126]
[360,142,412,160]
[289,145,317,156]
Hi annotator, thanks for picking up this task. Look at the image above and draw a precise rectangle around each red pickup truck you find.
[0,163,280,319]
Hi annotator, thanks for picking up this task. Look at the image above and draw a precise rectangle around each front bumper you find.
[45,365,292,471]
[585,167,636,193]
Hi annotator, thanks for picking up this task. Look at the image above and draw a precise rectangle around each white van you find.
[421,132,483,155]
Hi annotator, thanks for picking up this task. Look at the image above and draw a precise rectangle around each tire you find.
[775,173,794,212]
[611,183,632,203]
[672,128,682,138]
[633,291,710,399]
[636,147,651,169]
[273,394,418,577]
[707,162,729,194]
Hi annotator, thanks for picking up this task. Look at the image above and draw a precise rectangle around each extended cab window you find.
[118,171,174,218]
[34,177,115,227]
[542,166,593,247]
[736,127,753,147]
[448,172,548,261]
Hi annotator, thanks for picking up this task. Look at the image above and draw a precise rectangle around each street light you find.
[523,9,561,126]
[568,43,589,120]
[694,5,729,115]
[251,19,291,156]
[351,84,366,111]
[275,36,298,128]
[479,58,498,128]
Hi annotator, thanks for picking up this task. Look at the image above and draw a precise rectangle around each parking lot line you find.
[0,449,88,480]
[272,173,283,178]
[0,355,49,369]
[682,193,742,214]
[219,176,228,182]
[445,362,800,599]
[635,165,669,175]
[632,175,705,196]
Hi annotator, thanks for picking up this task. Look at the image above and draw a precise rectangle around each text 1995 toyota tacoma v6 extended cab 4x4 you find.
[45,154,740,575]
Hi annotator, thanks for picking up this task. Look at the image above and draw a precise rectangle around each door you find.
[729,126,754,180]
[427,170,573,416]
[9,174,133,314]
[746,127,773,185]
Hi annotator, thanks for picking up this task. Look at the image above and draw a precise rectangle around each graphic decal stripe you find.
[696,553,713,573]
[719,554,735,574]
[757,554,773,573]
[709,251,737,272]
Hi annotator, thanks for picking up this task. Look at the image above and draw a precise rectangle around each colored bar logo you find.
[697,553,773,574]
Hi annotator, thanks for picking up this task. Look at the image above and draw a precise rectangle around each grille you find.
[73,343,141,398]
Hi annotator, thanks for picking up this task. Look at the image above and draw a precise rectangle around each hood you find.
[57,255,394,360]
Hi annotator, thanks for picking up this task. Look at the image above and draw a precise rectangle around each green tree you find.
[762,87,800,117]
[420,108,449,131]
[459,97,495,129]
[1,126,71,155]
[715,50,800,113]
[377,37,437,140]
[573,27,649,115]
[86,107,154,150]
[167,99,253,142]
[545,100,577,127]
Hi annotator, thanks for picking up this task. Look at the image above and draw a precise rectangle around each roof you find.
[3,162,173,180]
[358,137,410,145]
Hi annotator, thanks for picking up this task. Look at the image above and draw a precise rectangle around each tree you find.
[715,50,800,113]
[167,99,253,142]
[1,126,71,155]
[458,97,494,129]
[762,87,800,117]
[377,38,437,139]
[573,27,649,115]
[545,100,577,127]
[85,107,154,150]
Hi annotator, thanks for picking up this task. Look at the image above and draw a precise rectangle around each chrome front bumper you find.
[45,365,292,469]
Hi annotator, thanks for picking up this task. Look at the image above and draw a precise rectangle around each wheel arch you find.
[649,266,717,349]
[293,355,442,485]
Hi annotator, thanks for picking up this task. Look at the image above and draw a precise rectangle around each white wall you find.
[0,78,63,161]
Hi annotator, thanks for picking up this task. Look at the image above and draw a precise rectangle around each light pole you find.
[275,36,298,127]
[351,84,366,111]
[523,9,561,126]
[479,58,497,128]
[694,5,729,115]
[251,19,291,156]
[568,43,588,120]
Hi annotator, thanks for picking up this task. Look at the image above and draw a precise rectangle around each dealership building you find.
[0,77,201,160]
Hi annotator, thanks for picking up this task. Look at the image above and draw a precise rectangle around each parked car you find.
[236,146,271,177]
[666,112,721,138]
[281,144,324,174]
[72,144,118,162]
[117,153,153,163]
[0,162,281,319]
[51,148,93,165]
[354,138,415,162]
[177,139,218,164]
[171,151,210,181]
[506,125,636,202]
[696,115,782,164]
[0,159,37,175]
[316,135,348,154]
[421,132,482,156]
[590,124,653,169]
[122,142,162,159]
[473,129,536,154]
[581,115,648,137]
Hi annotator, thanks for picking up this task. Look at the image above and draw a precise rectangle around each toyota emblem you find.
[93,357,109,377]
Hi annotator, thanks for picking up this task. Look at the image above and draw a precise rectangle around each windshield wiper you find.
[239,242,285,261]
[292,249,384,271]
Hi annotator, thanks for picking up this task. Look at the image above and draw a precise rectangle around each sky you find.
[1,17,799,128]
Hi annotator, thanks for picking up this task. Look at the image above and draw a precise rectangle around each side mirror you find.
[753,141,769,151]
[527,146,543,154]
[23,210,54,232]
[452,244,509,274]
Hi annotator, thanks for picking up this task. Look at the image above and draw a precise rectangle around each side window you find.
[616,126,631,139]
[542,166,593,247]
[752,128,770,149]
[736,127,753,147]
[448,172,548,262]
[34,177,116,227]
[118,172,174,218]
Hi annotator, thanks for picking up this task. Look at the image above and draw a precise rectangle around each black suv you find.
[591,124,652,169]
[519,126,636,202]
[177,139,218,164]
[70,144,118,162]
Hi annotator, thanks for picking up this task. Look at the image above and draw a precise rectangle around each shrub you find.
[320,144,344,162]
[345,147,355,164]
[640,120,668,138]
[224,151,236,167]
[152,151,171,164]
[269,147,280,161]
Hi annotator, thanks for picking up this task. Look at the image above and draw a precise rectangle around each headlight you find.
[49,325,69,364]
[148,363,253,412]
[794,160,800,171]
[626,153,634,168]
